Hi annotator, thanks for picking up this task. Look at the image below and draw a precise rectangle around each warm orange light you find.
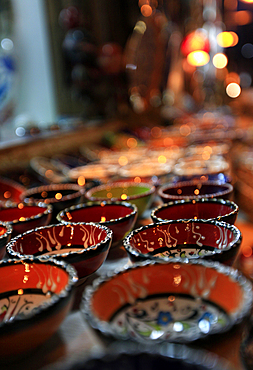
[78,176,85,186]
[224,0,238,10]
[19,217,26,221]
[141,4,152,17]
[4,191,11,199]
[66,212,72,220]
[127,137,137,148]
[45,170,53,178]
[187,51,210,66]
[158,155,166,164]
[179,124,191,136]
[18,203,24,209]
[212,53,228,69]
[217,31,239,47]
[242,246,253,258]
[101,216,106,222]
[181,30,210,56]
[234,10,252,25]
[18,289,23,295]
[41,191,48,198]
[226,82,241,98]
[55,192,63,200]
[240,0,253,3]
[118,156,128,166]
[194,189,200,195]
[134,176,142,183]
[121,193,128,200]
[225,72,240,85]
[151,126,162,138]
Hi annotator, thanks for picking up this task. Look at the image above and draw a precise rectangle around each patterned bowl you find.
[158,181,233,203]
[81,259,252,343]
[0,222,12,260]
[151,198,239,225]
[20,183,85,221]
[57,201,138,248]
[0,177,26,202]
[85,182,156,218]
[6,222,113,282]
[0,201,52,237]
[0,257,77,358]
[123,219,242,266]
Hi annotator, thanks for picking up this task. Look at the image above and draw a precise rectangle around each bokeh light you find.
[217,31,239,47]
[226,82,241,98]
[187,51,210,66]
[241,43,253,58]
[141,4,152,17]
[234,10,252,25]
[212,53,228,69]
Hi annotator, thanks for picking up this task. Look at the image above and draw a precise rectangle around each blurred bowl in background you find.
[0,177,26,202]
[85,181,156,218]
[158,181,233,203]
[7,222,113,282]
[57,201,137,248]
[151,198,239,225]
[0,201,52,237]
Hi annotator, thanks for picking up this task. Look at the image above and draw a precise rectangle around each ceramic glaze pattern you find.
[19,224,103,254]
[132,223,233,258]
[0,293,51,323]
[111,295,228,341]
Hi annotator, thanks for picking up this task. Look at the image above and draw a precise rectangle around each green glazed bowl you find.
[85,182,156,217]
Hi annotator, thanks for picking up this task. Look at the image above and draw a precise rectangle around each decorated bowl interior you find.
[86,182,155,201]
[82,260,252,343]
[7,223,110,257]
[123,220,241,260]
[151,199,238,224]
[58,202,136,224]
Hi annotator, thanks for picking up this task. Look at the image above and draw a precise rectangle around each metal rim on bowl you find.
[80,258,253,343]
[151,198,239,223]
[6,222,113,259]
[56,200,138,225]
[122,219,242,261]
[157,180,233,201]
[85,182,156,202]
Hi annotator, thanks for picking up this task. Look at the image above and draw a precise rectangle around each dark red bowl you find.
[0,201,52,237]
[6,222,113,281]
[123,219,242,266]
[0,177,26,202]
[0,222,12,260]
[158,181,233,203]
[57,201,138,248]
[151,198,239,225]
[20,183,85,220]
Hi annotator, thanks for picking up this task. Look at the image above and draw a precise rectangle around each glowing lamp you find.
[187,50,210,67]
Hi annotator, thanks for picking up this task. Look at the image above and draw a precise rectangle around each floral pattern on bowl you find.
[81,259,252,343]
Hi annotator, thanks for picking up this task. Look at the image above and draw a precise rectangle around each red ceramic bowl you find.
[0,177,26,202]
[6,222,113,282]
[0,257,77,358]
[158,181,233,203]
[57,201,138,248]
[0,201,52,237]
[20,183,85,220]
[123,219,242,266]
[151,198,239,225]
[81,259,252,343]
[0,222,12,260]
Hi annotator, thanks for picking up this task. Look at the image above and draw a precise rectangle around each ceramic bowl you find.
[0,257,77,358]
[158,181,233,203]
[151,198,239,225]
[57,201,138,248]
[81,258,252,343]
[0,177,26,202]
[0,222,12,260]
[85,182,156,217]
[0,201,52,237]
[20,183,85,220]
[6,222,113,281]
[123,219,241,266]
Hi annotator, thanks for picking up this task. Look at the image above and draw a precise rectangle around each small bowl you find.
[0,201,53,237]
[151,198,239,225]
[20,183,85,220]
[85,182,156,217]
[158,180,233,203]
[0,222,12,259]
[57,201,138,248]
[0,257,77,358]
[123,219,241,266]
[6,222,113,281]
[0,177,26,202]
[81,259,252,343]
